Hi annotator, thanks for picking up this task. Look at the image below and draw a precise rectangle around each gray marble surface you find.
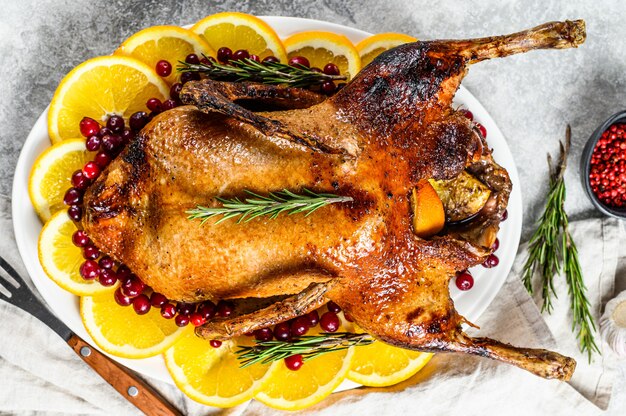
[0,0,624,413]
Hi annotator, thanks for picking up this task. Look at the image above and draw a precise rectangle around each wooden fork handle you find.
[68,334,183,416]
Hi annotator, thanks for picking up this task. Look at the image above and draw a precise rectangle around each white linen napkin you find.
[0,192,623,415]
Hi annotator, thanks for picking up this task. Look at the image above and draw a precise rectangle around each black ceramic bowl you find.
[580,110,626,219]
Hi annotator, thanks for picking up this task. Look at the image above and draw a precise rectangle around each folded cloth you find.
[0,190,623,415]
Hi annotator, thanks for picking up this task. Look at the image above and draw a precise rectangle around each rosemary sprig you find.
[235,332,374,368]
[521,125,599,359]
[177,55,347,88]
[187,189,353,224]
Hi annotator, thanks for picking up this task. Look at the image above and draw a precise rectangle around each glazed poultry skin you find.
[82,20,585,380]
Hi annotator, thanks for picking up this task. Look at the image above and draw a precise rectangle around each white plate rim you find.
[11,15,523,387]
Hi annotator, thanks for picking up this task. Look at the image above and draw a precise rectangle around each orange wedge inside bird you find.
[411,179,446,238]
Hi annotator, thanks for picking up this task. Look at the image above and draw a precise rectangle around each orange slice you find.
[164,330,272,407]
[283,31,361,80]
[191,12,287,62]
[411,179,445,238]
[48,56,170,143]
[356,33,417,67]
[38,211,115,296]
[81,292,184,358]
[115,25,215,85]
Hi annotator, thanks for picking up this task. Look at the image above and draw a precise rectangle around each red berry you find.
[477,123,487,138]
[114,287,132,306]
[198,301,216,320]
[83,162,101,179]
[288,56,310,68]
[290,316,310,337]
[85,135,102,151]
[177,302,195,316]
[185,54,200,64]
[320,311,340,333]
[344,313,354,322]
[249,54,260,62]
[273,322,291,341]
[82,245,100,260]
[254,327,273,341]
[97,127,112,138]
[72,230,89,247]
[321,81,336,94]
[307,310,319,327]
[161,99,177,111]
[175,314,190,327]
[94,151,111,168]
[180,71,199,84]
[156,60,172,77]
[63,188,82,205]
[501,209,508,221]
[217,47,232,63]
[146,98,162,112]
[491,238,500,252]
[216,301,234,317]
[161,303,176,319]
[461,109,473,120]
[284,354,304,371]
[232,49,250,61]
[121,277,144,298]
[210,340,222,348]
[79,260,100,280]
[129,111,149,131]
[98,268,118,287]
[67,205,82,222]
[169,83,183,102]
[482,254,499,268]
[455,270,474,291]
[262,56,279,64]
[327,301,341,313]
[79,117,101,137]
[133,294,151,315]
[71,170,89,190]
[323,63,340,75]
[116,264,131,280]
[106,115,124,133]
[190,312,206,327]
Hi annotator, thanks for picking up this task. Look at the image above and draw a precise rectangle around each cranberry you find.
[461,109,473,120]
[327,301,341,313]
[232,49,250,61]
[310,67,322,73]
[150,292,168,307]
[307,310,319,327]
[273,322,291,341]
[482,254,499,268]
[94,152,111,168]
[98,268,118,287]
[491,238,500,252]
[85,135,102,152]
[121,277,144,298]
[201,56,216,65]
[106,115,124,133]
[477,123,487,138]
[79,260,100,280]
[216,300,234,317]
[323,63,340,75]
[175,314,190,327]
[169,83,183,102]
[320,312,340,333]
[455,270,474,291]
[210,340,222,348]
[82,245,100,260]
[72,230,90,247]
[67,205,82,222]
[161,99,177,111]
[133,294,151,315]
[155,60,172,77]
[63,188,82,205]
[146,98,162,112]
[161,303,177,319]
[83,162,101,180]
[101,134,122,154]
[97,127,112,138]
[190,312,206,327]
[180,71,199,84]
[71,170,89,190]
[284,354,304,371]
[290,316,310,337]
[198,301,216,320]
[79,117,101,137]
[344,313,354,322]
[116,264,131,280]
[114,287,133,306]
[121,129,133,144]
[129,111,149,131]
[262,56,279,64]
[321,81,336,94]
[185,53,200,64]
[249,54,260,63]
[217,47,232,63]
[254,327,273,342]
[288,56,310,68]
[501,209,508,221]
[97,256,114,270]
[176,302,195,316]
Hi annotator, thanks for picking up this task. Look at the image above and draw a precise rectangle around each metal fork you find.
[0,255,182,416]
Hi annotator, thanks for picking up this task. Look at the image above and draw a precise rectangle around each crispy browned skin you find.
[82,20,585,380]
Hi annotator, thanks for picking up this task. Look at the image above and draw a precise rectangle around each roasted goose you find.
[83,20,585,380]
